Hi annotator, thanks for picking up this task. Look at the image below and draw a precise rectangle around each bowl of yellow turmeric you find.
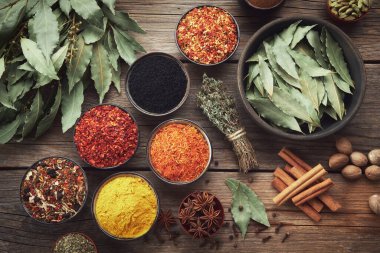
[92,172,159,240]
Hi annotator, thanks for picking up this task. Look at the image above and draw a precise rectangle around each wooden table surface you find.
[1,1,380,252]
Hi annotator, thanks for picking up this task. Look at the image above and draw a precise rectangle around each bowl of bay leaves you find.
[237,16,365,140]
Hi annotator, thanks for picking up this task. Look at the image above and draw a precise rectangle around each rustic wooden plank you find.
[1,64,379,169]
[0,170,379,253]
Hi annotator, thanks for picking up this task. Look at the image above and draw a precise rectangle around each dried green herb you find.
[197,74,258,173]
[328,0,372,21]
[225,178,270,238]
[245,21,354,134]
[0,0,145,142]
[53,233,96,253]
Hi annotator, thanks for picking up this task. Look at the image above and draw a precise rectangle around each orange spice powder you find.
[149,123,210,182]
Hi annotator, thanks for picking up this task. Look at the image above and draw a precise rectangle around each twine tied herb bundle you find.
[197,74,258,173]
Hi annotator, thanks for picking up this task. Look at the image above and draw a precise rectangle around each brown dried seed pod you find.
[341,165,362,180]
[335,137,353,155]
[368,149,380,166]
[350,151,368,167]
[365,165,380,181]
[329,153,349,170]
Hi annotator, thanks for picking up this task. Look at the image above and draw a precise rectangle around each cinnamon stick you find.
[280,147,313,170]
[274,168,324,212]
[292,179,334,206]
[273,165,327,206]
[272,177,321,222]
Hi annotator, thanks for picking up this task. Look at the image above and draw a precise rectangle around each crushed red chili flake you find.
[74,105,138,168]
[176,6,238,65]
[20,157,87,223]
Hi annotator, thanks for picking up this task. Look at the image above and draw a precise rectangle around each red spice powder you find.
[149,123,210,182]
[176,6,238,64]
[74,105,138,168]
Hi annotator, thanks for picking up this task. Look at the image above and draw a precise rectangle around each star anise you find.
[178,207,196,225]
[157,209,177,231]
[189,218,210,239]
[200,204,221,228]
[192,192,214,212]
[182,197,194,211]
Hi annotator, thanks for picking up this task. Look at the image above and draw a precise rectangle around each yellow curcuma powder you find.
[94,174,158,239]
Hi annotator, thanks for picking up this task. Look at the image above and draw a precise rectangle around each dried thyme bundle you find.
[197,74,258,173]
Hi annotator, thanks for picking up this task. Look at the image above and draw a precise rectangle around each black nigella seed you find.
[128,54,187,114]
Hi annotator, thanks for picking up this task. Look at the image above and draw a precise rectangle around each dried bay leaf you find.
[299,70,319,111]
[279,20,302,45]
[0,57,4,78]
[306,30,328,68]
[225,178,270,238]
[273,35,299,80]
[288,48,332,77]
[252,76,264,96]
[324,74,345,119]
[246,44,267,62]
[317,78,326,106]
[81,17,107,44]
[248,95,302,133]
[325,31,354,87]
[246,63,259,91]
[0,114,21,144]
[66,35,93,92]
[112,26,136,65]
[59,0,71,17]
[258,55,273,96]
[105,30,119,71]
[90,41,112,103]
[294,41,314,58]
[324,105,338,120]
[103,7,145,34]
[61,81,83,133]
[35,84,62,137]
[22,90,44,137]
[332,73,352,94]
[290,24,317,49]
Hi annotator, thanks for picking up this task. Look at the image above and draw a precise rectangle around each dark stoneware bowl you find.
[237,16,366,141]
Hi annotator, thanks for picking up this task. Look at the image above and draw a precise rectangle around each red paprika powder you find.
[74,105,138,168]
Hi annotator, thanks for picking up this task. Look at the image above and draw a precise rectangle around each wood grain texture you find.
[1,0,380,252]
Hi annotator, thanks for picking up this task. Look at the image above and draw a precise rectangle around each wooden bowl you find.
[237,16,366,141]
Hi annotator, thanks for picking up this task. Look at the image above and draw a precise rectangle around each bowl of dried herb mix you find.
[92,172,159,240]
[20,157,88,224]
[74,104,139,169]
[53,232,97,253]
[126,52,190,116]
[176,5,240,66]
[237,16,366,140]
[147,119,212,185]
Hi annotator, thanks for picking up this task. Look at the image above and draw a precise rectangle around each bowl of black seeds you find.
[126,52,190,116]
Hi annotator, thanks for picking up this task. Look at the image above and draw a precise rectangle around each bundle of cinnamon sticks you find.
[272,148,342,222]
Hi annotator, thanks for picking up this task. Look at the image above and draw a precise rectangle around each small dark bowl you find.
[53,232,98,253]
[175,5,240,66]
[125,52,190,117]
[20,156,88,225]
[244,0,285,10]
[147,119,212,185]
[178,191,225,238]
[237,16,366,141]
[73,104,139,169]
[92,172,160,240]
[326,0,371,24]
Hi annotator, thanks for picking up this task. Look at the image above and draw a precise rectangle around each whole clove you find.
[282,232,291,243]
[262,235,272,243]
[275,222,284,234]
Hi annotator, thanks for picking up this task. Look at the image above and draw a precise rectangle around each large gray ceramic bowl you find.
[237,16,366,141]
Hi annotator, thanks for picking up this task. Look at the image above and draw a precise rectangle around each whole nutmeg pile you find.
[329,137,380,181]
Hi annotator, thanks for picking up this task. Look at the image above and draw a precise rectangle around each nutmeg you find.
[341,165,362,180]
[350,151,368,167]
[369,194,380,215]
[365,165,380,181]
[335,137,352,155]
[368,149,380,166]
[329,153,349,170]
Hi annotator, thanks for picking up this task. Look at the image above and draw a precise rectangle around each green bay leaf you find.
[70,0,102,21]
[59,0,71,17]
[246,44,267,62]
[0,57,4,78]
[324,74,345,120]
[252,76,264,96]
[0,114,21,144]
[299,70,319,111]
[106,30,119,71]
[8,79,33,103]
[111,67,121,93]
[0,0,27,47]
[306,30,328,68]
[290,24,317,49]
[279,20,302,45]
[61,81,83,133]
[90,41,112,103]
[288,48,332,77]
[273,36,299,79]
[22,90,44,137]
[258,55,273,96]
[81,17,107,44]
[112,26,136,65]
[103,7,145,33]
[100,0,116,14]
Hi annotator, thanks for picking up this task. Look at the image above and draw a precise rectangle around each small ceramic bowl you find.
[73,104,139,169]
[125,52,190,117]
[244,0,285,10]
[237,16,366,141]
[178,191,225,238]
[175,5,240,66]
[53,232,98,253]
[20,156,88,225]
[326,0,372,24]
[92,172,160,241]
[147,119,212,185]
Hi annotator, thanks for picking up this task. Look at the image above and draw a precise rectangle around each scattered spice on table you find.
[53,233,96,253]
[282,232,291,243]
[179,191,224,239]
[128,54,188,114]
[157,209,177,232]
[149,122,210,183]
[20,157,87,223]
[94,174,158,239]
[247,0,283,9]
[74,105,138,168]
[262,235,272,243]
[176,6,238,65]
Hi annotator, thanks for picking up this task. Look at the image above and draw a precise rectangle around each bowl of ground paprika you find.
[74,104,139,169]
[147,119,212,185]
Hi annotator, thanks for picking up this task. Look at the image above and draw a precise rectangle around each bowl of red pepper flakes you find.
[147,119,212,185]
[176,5,240,66]
[20,157,88,224]
[74,104,139,169]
